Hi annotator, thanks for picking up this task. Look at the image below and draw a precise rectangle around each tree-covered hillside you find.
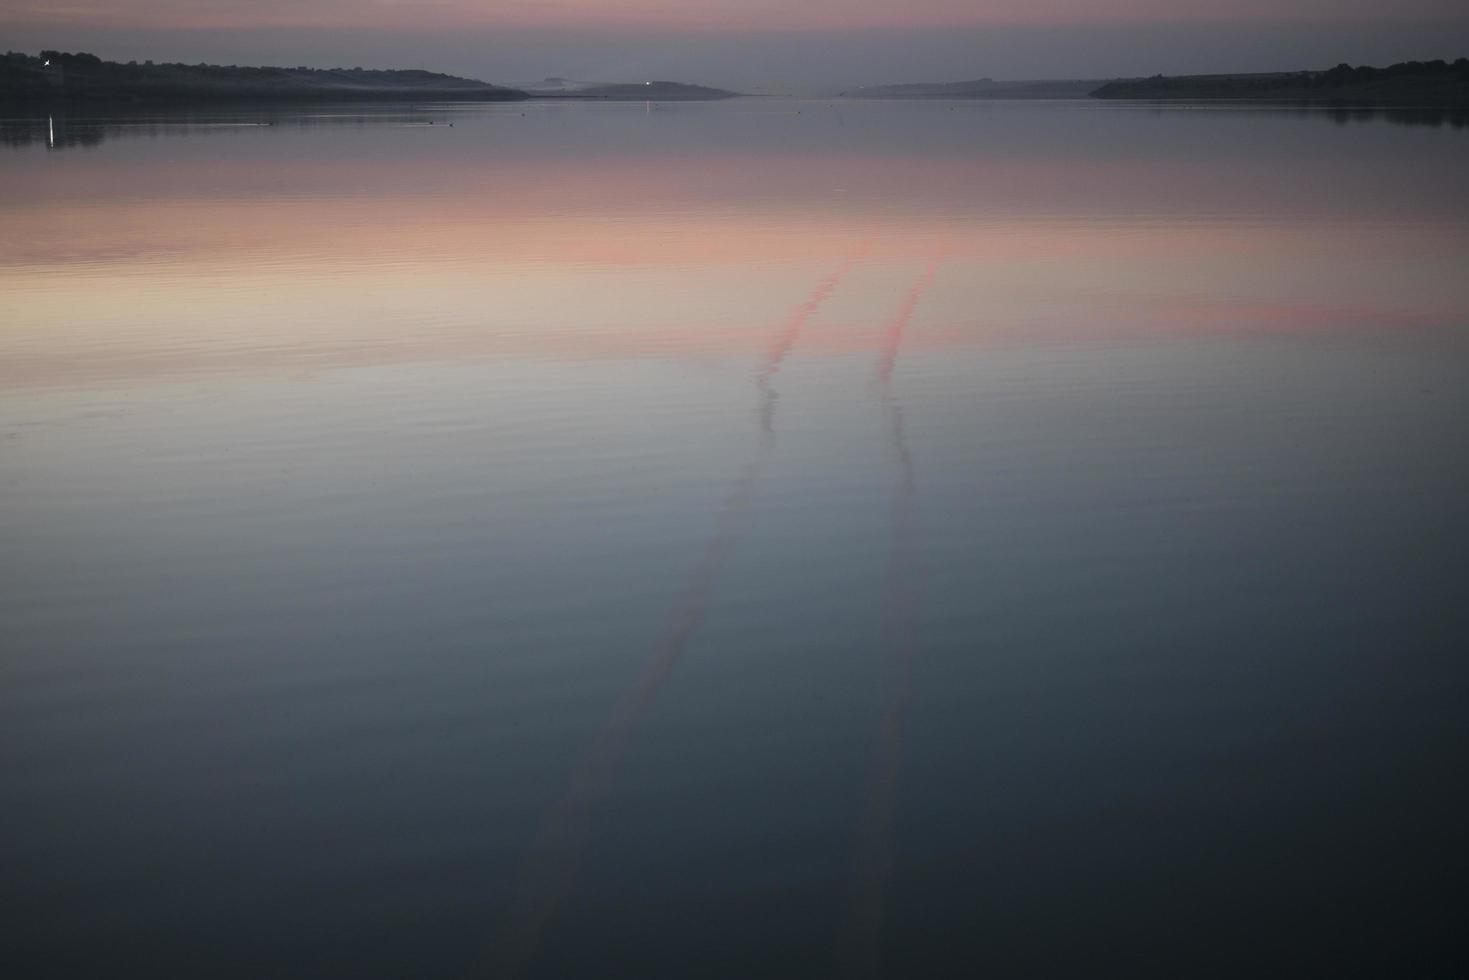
[1,51,527,104]
[1092,58,1469,103]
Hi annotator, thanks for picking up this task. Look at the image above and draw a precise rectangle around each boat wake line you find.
[490,252,865,977]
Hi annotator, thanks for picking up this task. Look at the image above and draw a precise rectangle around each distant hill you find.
[1092,58,1469,103]
[525,80,740,101]
[844,78,1102,100]
[0,50,527,104]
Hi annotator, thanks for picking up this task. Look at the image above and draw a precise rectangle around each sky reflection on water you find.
[2,100,1468,978]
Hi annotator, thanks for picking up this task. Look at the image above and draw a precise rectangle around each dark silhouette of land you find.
[524,80,740,100]
[8,50,1467,111]
[835,57,1469,105]
[1,50,528,104]
[1093,58,1469,103]
[0,52,745,106]
[843,78,1101,99]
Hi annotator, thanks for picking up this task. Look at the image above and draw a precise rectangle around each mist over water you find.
[2,99,1468,978]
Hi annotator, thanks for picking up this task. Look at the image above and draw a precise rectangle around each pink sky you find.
[5,0,1466,31]
[5,0,1466,89]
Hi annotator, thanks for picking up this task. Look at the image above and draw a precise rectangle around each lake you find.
[2,99,1467,977]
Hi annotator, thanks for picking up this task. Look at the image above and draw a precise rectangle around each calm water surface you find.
[3,100,1468,977]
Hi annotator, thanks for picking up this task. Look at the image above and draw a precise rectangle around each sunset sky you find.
[4,0,1468,90]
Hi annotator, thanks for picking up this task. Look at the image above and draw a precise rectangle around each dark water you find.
[2,100,1467,978]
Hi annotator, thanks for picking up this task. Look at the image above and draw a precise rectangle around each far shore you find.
[0,52,757,107]
[5,51,1466,111]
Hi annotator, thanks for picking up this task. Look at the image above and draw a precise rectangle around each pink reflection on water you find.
[758,247,869,441]
[839,258,943,979]
[492,256,859,976]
